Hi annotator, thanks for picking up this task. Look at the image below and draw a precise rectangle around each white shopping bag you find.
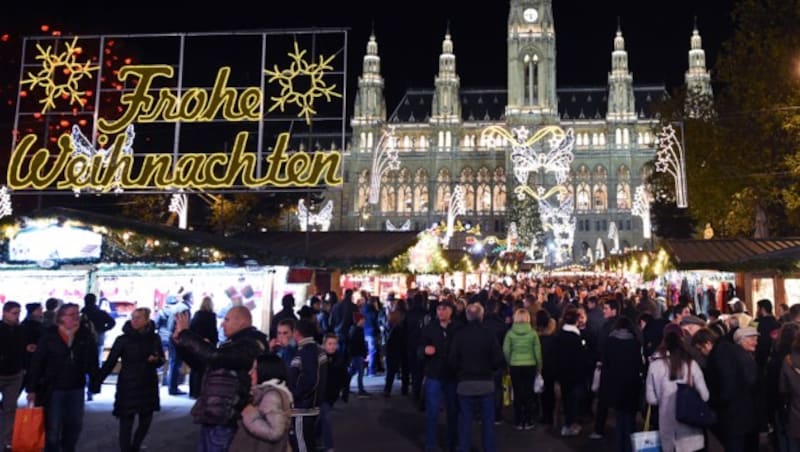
[630,431,661,452]
[630,405,661,452]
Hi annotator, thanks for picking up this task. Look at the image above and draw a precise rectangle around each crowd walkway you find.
[63,375,765,451]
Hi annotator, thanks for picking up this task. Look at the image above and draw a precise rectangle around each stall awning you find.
[236,231,419,268]
[663,238,800,271]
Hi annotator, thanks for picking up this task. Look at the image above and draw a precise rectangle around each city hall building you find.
[333,0,712,257]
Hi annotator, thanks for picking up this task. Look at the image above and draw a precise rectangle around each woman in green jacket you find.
[503,308,542,430]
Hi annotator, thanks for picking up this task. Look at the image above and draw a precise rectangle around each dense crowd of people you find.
[1,275,800,452]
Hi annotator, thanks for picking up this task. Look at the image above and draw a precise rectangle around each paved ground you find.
[40,375,763,451]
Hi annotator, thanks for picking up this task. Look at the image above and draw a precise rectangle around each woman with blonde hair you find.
[503,308,542,430]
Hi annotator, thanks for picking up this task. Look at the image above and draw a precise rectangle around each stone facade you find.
[333,0,712,257]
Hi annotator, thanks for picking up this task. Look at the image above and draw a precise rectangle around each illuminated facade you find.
[337,0,712,254]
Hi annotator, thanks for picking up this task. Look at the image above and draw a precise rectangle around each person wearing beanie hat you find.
[733,327,759,352]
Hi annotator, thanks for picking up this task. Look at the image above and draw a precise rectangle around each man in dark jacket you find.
[173,306,267,452]
[80,293,115,401]
[288,319,328,452]
[591,298,620,439]
[420,300,459,452]
[692,327,760,452]
[27,303,99,452]
[755,299,780,371]
[0,302,28,450]
[449,303,504,452]
[483,300,508,424]
[329,289,355,354]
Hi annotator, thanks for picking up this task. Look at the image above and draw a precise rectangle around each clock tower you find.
[506,0,557,124]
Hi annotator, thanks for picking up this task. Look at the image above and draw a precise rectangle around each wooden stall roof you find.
[662,238,800,271]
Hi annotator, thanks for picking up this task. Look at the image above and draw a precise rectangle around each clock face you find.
[523,8,539,23]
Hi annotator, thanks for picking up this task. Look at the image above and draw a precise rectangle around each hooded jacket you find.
[229,379,293,452]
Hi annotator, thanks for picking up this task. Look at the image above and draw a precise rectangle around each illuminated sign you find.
[10,31,347,193]
[9,223,103,262]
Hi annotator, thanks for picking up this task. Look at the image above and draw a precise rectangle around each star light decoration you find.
[22,37,99,113]
[0,186,12,219]
[443,185,466,248]
[297,199,333,232]
[369,128,400,205]
[632,184,652,239]
[655,124,688,208]
[169,191,188,230]
[264,41,342,125]
[70,124,136,195]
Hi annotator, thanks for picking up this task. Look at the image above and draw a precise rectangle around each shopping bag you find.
[630,405,661,452]
[533,373,544,394]
[11,406,45,452]
[502,373,512,407]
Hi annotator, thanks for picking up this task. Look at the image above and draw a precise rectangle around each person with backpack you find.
[156,292,192,395]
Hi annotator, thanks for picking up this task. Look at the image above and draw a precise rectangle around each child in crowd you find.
[347,313,369,398]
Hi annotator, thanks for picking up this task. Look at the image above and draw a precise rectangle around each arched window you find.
[615,128,622,145]
[436,168,451,213]
[367,132,374,149]
[616,165,631,210]
[397,168,412,214]
[593,185,608,212]
[493,167,507,212]
[356,169,369,212]
[593,165,608,212]
[576,183,591,212]
[460,167,475,213]
[360,132,367,151]
[414,168,429,213]
[623,128,630,145]
[380,185,396,213]
[445,131,452,149]
[523,53,540,105]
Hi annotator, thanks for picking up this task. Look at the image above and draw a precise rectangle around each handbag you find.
[11,406,45,452]
[502,373,512,407]
[675,361,717,428]
[631,405,662,452]
[533,372,544,394]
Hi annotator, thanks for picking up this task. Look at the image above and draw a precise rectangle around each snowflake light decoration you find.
[655,124,688,208]
[369,127,400,205]
[22,37,99,113]
[0,186,12,219]
[297,199,333,232]
[264,41,342,125]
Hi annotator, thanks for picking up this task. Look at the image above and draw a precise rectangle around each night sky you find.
[0,0,736,135]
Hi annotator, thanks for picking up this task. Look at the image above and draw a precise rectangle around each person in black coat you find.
[270,294,298,340]
[188,296,219,398]
[96,309,165,452]
[383,308,408,396]
[692,327,760,452]
[173,306,268,451]
[597,317,644,451]
[554,309,592,436]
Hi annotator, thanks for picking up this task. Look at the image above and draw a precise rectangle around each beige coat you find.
[645,354,709,452]
[229,379,293,452]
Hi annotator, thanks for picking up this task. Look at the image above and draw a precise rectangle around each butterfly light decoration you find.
[70,124,135,195]
[297,199,333,232]
[481,125,575,186]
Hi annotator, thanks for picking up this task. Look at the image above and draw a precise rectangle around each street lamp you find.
[368,127,400,205]
[655,123,689,208]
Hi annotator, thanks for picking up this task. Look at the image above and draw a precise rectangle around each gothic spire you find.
[432,28,461,122]
[607,23,635,122]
